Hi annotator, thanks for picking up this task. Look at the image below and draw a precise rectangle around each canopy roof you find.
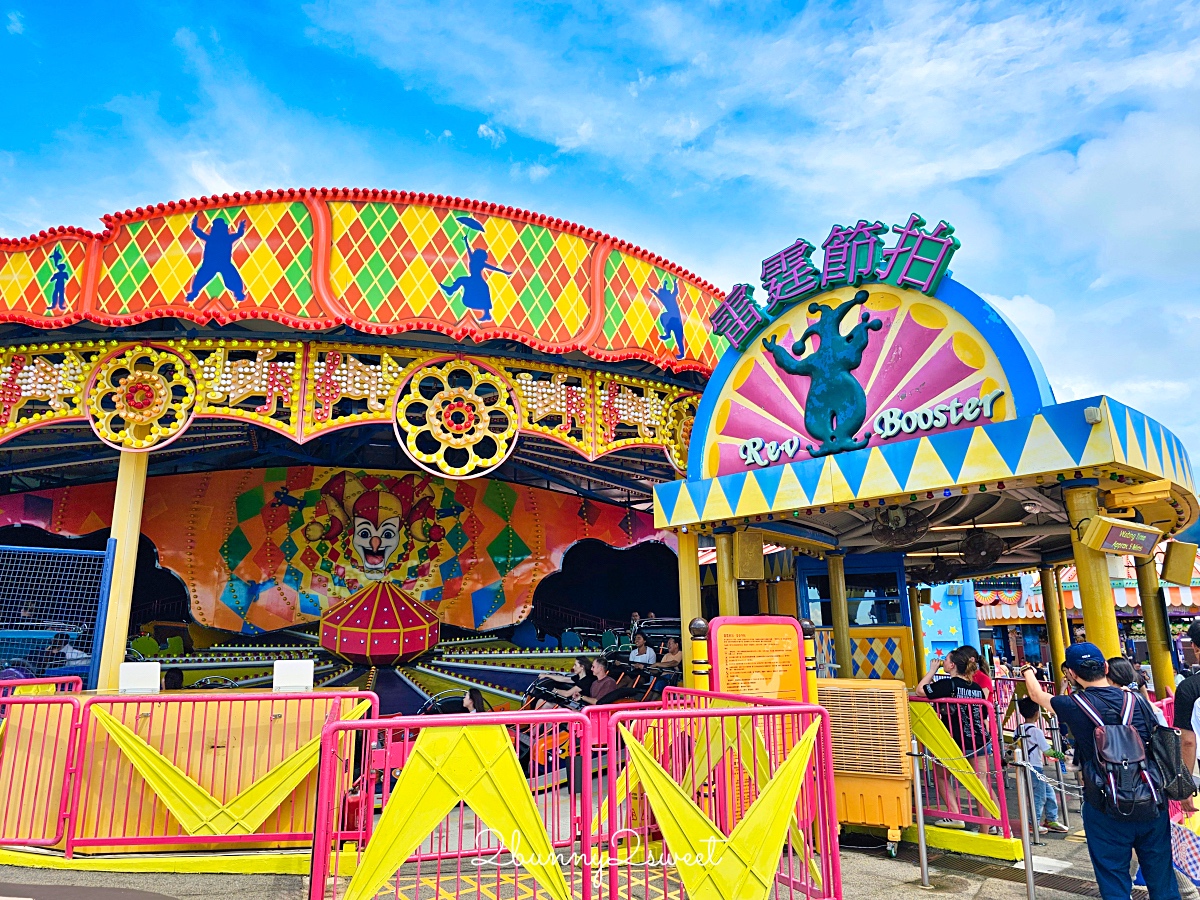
[655,270,1198,581]
[0,188,718,507]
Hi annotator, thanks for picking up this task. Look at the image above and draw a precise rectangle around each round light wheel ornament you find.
[393,358,520,478]
[86,345,198,451]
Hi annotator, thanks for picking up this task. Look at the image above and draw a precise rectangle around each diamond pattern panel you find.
[850,634,905,681]
[601,249,727,370]
[94,202,315,317]
[327,201,595,343]
[0,239,89,318]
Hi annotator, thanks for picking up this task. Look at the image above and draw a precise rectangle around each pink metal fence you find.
[0,675,83,703]
[603,699,839,900]
[991,676,1055,730]
[310,692,841,900]
[910,695,1012,837]
[0,692,81,846]
[313,708,595,900]
[64,690,377,855]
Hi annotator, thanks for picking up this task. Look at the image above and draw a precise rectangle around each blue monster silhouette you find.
[47,247,70,312]
[186,214,247,303]
[650,277,685,359]
[440,226,511,322]
[762,289,882,457]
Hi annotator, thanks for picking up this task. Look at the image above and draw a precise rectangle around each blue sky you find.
[4,2,1200,445]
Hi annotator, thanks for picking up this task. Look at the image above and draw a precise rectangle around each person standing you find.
[1174,622,1200,816]
[916,647,998,831]
[1016,697,1068,834]
[1022,643,1179,900]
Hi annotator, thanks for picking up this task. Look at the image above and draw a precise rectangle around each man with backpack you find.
[1022,642,1180,900]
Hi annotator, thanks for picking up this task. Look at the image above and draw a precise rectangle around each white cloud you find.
[0,27,392,236]
[997,104,1200,287]
[982,293,1056,359]
[6,11,22,34]
[305,1,1200,214]
[477,122,505,148]
[509,161,555,183]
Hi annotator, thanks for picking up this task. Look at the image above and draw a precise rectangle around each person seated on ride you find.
[629,632,657,667]
[659,636,683,668]
[161,668,185,691]
[541,655,594,700]
[568,658,618,706]
[463,687,487,713]
[26,633,69,677]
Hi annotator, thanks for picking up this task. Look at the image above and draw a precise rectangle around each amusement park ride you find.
[0,190,1195,896]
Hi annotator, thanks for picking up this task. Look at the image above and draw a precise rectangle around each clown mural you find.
[301,472,444,663]
[301,471,440,578]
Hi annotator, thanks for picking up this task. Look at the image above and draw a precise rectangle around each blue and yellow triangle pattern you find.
[655,396,1196,528]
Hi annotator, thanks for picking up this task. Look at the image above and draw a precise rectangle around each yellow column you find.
[757,581,769,614]
[96,450,150,691]
[1055,565,1072,646]
[827,551,852,678]
[714,527,739,618]
[1040,565,1067,693]
[1064,486,1121,658]
[767,582,779,616]
[676,529,702,689]
[908,586,925,670]
[777,580,798,617]
[1135,556,1176,698]
[801,619,819,703]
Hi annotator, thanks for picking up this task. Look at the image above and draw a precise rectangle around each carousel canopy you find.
[0,188,718,508]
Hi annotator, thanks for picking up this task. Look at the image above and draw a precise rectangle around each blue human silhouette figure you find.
[47,247,70,312]
[650,277,684,359]
[186,214,247,303]
[440,232,510,322]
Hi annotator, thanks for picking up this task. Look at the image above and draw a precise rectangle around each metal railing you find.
[0,692,82,846]
[310,689,842,900]
[64,689,377,855]
[909,695,1012,837]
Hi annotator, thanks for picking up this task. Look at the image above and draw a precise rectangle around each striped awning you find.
[975,543,1200,623]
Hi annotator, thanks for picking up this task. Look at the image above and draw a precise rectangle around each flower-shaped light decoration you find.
[393,358,519,478]
[86,345,198,450]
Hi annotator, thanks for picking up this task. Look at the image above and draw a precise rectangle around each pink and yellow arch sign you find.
[699,285,1017,479]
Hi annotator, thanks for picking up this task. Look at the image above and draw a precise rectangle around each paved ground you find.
[0,790,1191,900]
[0,852,1109,900]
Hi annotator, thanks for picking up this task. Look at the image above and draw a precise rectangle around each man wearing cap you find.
[1023,643,1178,900]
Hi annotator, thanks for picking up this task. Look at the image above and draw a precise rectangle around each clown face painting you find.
[302,470,438,581]
[354,515,401,570]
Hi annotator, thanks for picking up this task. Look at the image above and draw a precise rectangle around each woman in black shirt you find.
[916,646,998,831]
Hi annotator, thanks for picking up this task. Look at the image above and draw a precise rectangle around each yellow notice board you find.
[708,616,806,702]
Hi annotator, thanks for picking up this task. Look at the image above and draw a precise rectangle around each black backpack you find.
[1072,690,1163,821]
